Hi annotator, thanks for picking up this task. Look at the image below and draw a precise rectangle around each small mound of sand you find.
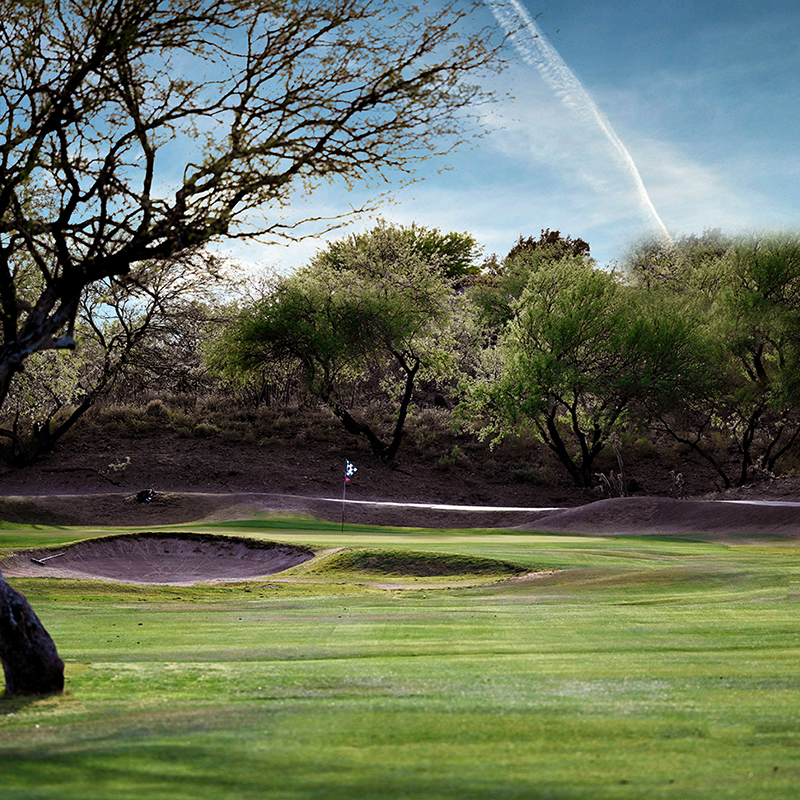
[1,532,315,585]
[522,497,800,538]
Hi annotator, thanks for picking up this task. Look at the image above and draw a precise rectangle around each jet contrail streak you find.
[487,0,672,242]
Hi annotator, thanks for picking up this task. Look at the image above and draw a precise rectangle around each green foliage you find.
[10,218,800,490]
[470,229,595,330]
[467,258,710,487]
[625,227,731,291]
[627,230,800,486]
[505,228,591,261]
[319,221,482,282]
[707,234,800,481]
[436,444,466,470]
[215,222,464,460]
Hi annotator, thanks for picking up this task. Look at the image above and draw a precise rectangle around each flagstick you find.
[341,469,348,535]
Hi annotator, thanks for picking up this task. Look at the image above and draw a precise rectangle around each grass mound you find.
[310,548,528,577]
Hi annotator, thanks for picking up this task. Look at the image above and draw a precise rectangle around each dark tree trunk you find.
[324,352,421,463]
[383,352,420,463]
[0,574,64,696]
[543,411,590,488]
[334,404,389,459]
[738,412,761,487]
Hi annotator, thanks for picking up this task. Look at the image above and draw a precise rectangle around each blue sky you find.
[227,0,800,271]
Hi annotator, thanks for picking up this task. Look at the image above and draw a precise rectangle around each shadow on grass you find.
[0,740,611,800]
[0,693,42,714]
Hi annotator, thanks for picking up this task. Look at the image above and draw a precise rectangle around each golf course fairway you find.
[0,517,799,799]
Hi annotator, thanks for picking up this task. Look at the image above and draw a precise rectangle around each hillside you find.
[0,415,799,531]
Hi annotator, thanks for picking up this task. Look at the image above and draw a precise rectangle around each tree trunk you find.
[383,352,420,463]
[739,413,761,486]
[0,574,64,696]
[543,411,589,487]
[333,404,389,459]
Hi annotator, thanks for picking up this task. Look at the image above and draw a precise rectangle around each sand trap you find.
[521,496,800,538]
[0,532,316,585]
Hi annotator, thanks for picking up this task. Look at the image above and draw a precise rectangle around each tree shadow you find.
[0,694,40,715]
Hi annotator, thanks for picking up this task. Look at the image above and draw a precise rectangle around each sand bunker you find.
[521,496,800,538]
[0,532,316,585]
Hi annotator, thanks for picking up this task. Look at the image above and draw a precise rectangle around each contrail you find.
[487,0,672,242]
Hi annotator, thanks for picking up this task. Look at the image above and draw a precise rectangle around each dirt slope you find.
[1,426,800,535]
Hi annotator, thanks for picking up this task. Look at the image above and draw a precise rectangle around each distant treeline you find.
[4,224,800,492]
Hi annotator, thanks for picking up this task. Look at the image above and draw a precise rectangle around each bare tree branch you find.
[0,0,502,406]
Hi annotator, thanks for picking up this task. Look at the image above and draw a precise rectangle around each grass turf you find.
[0,521,799,798]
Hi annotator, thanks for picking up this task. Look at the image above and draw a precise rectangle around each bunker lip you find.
[0,531,316,586]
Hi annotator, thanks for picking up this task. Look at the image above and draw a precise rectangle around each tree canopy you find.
[623,231,800,487]
[469,229,595,330]
[0,0,501,408]
[215,221,464,460]
[468,256,709,488]
[318,224,482,283]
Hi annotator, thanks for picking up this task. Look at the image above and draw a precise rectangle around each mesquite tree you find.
[0,0,500,408]
[627,232,800,488]
[215,221,468,460]
[468,256,709,488]
[0,0,500,694]
[0,252,229,466]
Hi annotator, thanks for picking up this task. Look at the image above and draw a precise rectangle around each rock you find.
[0,576,64,696]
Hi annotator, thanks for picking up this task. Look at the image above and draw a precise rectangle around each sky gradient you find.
[228,0,800,271]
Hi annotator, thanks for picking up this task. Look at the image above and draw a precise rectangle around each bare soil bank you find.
[1,425,799,534]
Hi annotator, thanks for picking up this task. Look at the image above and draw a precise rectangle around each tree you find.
[467,257,707,488]
[627,231,800,488]
[0,252,229,466]
[0,0,501,411]
[693,235,800,486]
[505,229,591,262]
[470,229,593,330]
[0,0,501,693]
[624,227,729,291]
[215,222,463,460]
[320,224,482,284]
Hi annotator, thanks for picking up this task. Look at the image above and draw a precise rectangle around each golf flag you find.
[341,459,357,533]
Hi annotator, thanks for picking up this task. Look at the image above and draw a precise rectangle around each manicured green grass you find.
[1,520,800,798]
